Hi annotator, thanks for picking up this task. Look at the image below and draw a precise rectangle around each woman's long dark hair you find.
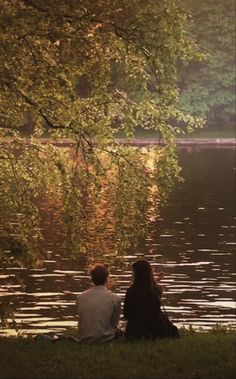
[132,259,160,296]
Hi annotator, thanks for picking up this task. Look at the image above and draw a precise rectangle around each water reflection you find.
[0,148,235,334]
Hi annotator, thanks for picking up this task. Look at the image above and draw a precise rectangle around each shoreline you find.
[14,137,236,147]
[117,138,236,147]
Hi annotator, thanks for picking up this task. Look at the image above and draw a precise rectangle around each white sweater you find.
[77,285,121,342]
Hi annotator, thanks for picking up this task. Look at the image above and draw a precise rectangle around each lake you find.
[0,147,235,335]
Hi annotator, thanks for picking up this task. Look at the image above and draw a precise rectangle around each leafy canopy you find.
[0,0,201,266]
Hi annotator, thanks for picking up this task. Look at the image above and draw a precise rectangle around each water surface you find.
[0,147,235,335]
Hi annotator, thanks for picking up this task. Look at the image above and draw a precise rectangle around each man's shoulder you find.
[106,289,121,302]
[77,288,93,299]
[77,286,120,302]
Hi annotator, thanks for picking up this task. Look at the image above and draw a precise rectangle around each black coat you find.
[123,284,166,340]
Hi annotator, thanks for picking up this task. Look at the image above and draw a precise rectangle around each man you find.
[77,263,121,342]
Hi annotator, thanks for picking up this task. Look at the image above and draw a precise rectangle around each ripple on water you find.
[29,274,65,277]
[27,292,62,297]
[29,320,77,327]
[36,301,75,306]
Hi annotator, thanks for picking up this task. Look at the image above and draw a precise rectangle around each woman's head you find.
[132,259,154,291]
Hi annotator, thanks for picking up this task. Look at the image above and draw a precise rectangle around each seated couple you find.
[76,259,179,342]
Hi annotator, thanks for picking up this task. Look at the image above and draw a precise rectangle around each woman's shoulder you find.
[125,284,138,295]
[125,284,134,292]
[153,283,163,297]
[126,284,153,297]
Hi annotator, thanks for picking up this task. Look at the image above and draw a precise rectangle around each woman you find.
[123,259,178,340]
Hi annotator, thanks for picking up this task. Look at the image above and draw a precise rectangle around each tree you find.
[0,0,201,267]
[179,0,235,126]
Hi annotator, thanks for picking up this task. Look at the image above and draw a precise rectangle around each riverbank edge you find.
[117,138,236,147]
[12,137,236,147]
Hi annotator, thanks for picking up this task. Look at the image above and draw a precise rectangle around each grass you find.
[0,330,236,379]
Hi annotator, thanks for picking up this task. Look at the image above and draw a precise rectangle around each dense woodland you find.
[179,0,235,127]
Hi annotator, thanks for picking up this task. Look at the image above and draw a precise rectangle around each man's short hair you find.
[90,264,109,285]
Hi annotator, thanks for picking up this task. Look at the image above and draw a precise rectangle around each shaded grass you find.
[0,333,236,379]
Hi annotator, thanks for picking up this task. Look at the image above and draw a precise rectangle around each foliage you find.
[179,0,235,126]
[0,0,202,266]
[0,301,16,328]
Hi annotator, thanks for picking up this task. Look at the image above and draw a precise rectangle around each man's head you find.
[90,263,109,286]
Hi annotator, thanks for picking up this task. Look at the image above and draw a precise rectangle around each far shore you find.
[117,138,236,147]
[10,137,236,147]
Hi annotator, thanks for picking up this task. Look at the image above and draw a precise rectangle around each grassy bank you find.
[0,332,236,379]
